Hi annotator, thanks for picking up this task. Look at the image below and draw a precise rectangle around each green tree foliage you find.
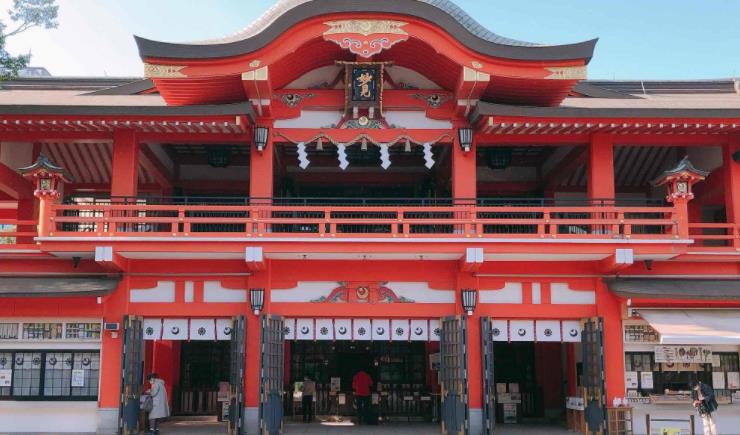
[1,0,58,80]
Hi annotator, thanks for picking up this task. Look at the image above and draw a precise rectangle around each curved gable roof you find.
[135,0,597,62]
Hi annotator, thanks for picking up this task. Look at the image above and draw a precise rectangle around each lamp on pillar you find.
[458,127,473,153]
[461,288,478,316]
[652,156,709,203]
[254,126,269,153]
[18,155,72,200]
[250,288,265,315]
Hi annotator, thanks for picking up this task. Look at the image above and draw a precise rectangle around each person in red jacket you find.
[352,369,373,425]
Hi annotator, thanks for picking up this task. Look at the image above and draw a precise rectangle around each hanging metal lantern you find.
[461,288,478,316]
[486,147,514,170]
[207,147,232,168]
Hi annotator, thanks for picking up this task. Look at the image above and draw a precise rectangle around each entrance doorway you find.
[176,341,230,415]
[286,341,441,424]
[493,342,569,426]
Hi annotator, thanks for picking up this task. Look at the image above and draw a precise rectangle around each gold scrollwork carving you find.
[144,63,186,78]
[545,66,588,80]
[324,20,408,36]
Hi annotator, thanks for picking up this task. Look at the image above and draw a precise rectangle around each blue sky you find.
[3,0,739,79]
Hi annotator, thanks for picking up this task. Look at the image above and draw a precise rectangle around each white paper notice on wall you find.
[712,354,721,368]
[727,372,740,389]
[71,369,85,387]
[640,372,654,389]
[712,372,726,390]
[625,371,638,389]
[0,369,11,387]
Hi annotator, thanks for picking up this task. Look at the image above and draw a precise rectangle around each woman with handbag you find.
[692,379,719,435]
[145,373,170,435]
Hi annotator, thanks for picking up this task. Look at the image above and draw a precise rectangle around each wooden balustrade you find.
[0,219,38,246]
[44,202,679,240]
[688,222,740,249]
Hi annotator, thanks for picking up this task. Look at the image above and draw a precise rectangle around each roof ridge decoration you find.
[322,20,409,57]
[134,0,597,62]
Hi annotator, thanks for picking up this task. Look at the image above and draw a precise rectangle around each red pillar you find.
[451,127,477,201]
[97,276,131,432]
[245,263,271,431]
[111,130,139,197]
[587,134,615,201]
[723,136,740,248]
[596,279,625,403]
[457,271,482,430]
[249,124,274,200]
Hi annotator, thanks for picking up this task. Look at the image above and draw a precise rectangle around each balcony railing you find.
[688,223,740,250]
[40,197,679,241]
[0,219,38,246]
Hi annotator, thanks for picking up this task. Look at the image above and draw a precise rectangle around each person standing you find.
[146,373,170,435]
[352,369,373,425]
[300,375,316,423]
[692,379,719,435]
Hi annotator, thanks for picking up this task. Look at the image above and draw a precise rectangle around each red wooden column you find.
[245,264,271,432]
[249,124,274,200]
[587,134,615,201]
[457,271,483,432]
[595,279,625,404]
[97,276,132,432]
[724,136,740,248]
[111,129,140,197]
[452,128,477,201]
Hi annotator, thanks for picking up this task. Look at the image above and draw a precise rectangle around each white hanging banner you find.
[334,319,352,341]
[296,318,315,341]
[372,319,391,341]
[297,142,310,170]
[162,319,189,340]
[536,320,562,342]
[409,319,429,342]
[337,143,349,170]
[423,142,435,169]
[391,319,410,341]
[190,319,216,341]
[509,320,535,342]
[429,319,442,342]
[353,319,372,341]
[562,320,582,343]
[491,319,509,342]
[379,143,391,170]
[315,319,334,341]
[216,318,234,341]
[143,318,162,341]
[283,318,296,340]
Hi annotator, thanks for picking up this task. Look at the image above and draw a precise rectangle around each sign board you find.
[330,377,341,393]
[429,353,441,371]
[625,371,638,389]
[0,369,11,387]
[71,369,85,387]
[565,396,585,411]
[654,346,712,364]
[640,371,654,389]
[712,372,726,390]
[338,393,346,405]
[503,403,517,424]
[727,372,740,390]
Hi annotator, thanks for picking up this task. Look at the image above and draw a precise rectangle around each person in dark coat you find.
[145,373,170,435]
[300,375,316,423]
[692,380,718,435]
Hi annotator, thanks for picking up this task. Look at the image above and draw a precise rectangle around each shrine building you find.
[1,0,740,434]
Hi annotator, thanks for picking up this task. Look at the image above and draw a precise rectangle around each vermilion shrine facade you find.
[0,1,739,434]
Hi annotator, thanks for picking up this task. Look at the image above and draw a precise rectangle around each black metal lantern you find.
[486,147,513,170]
[254,126,269,152]
[207,147,232,168]
[458,127,473,153]
[461,288,477,316]
[250,287,265,315]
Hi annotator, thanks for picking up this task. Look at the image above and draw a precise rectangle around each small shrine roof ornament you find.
[18,154,73,182]
[652,156,709,186]
[652,156,708,202]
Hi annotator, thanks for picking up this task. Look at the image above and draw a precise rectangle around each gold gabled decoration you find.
[144,63,186,78]
[323,20,408,36]
[545,66,587,80]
